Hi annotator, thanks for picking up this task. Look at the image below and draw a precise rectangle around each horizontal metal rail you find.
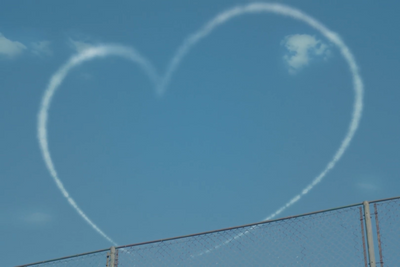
[15,248,110,267]
[368,195,400,204]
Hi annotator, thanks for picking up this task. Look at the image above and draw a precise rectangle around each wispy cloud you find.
[22,211,53,225]
[0,32,26,58]
[282,34,330,73]
[31,40,52,56]
[69,38,94,53]
[1,210,54,226]
[354,174,384,194]
[68,38,98,80]
[356,181,382,193]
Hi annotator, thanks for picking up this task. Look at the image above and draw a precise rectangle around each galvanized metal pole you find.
[363,201,376,267]
[110,246,116,267]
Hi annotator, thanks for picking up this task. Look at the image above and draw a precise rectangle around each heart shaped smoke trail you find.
[38,3,363,246]
[38,45,159,245]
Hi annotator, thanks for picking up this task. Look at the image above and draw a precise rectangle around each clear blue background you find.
[1,0,399,266]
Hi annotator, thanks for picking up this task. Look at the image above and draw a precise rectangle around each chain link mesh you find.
[372,198,400,267]
[116,205,365,266]
[19,197,400,267]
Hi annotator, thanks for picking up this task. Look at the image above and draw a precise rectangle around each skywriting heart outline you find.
[37,2,364,246]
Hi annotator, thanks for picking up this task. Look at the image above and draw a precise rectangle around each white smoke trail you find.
[159,2,363,221]
[38,3,363,247]
[38,45,159,245]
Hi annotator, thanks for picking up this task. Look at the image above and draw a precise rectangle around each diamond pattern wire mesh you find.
[117,205,366,267]
[19,197,400,267]
[372,198,400,267]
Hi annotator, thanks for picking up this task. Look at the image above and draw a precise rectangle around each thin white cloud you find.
[31,41,52,56]
[356,182,380,192]
[68,39,98,80]
[23,211,53,224]
[354,174,384,193]
[356,180,382,193]
[69,38,94,53]
[282,34,330,73]
[0,32,26,58]
[1,210,54,226]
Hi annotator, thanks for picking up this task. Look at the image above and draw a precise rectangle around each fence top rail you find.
[14,247,109,267]
[16,195,400,267]
[369,195,400,204]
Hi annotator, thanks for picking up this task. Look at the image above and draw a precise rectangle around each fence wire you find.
[117,205,365,267]
[17,197,400,267]
[17,250,109,267]
[372,198,400,267]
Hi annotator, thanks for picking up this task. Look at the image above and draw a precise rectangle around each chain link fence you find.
[371,198,400,267]
[17,196,400,267]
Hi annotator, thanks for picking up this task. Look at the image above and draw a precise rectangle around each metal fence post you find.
[109,246,116,267]
[363,201,376,267]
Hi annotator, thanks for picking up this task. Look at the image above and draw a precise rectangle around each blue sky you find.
[1,0,399,265]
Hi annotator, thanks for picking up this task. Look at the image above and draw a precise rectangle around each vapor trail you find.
[38,3,363,247]
[160,2,363,221]
[38,45,159,245]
